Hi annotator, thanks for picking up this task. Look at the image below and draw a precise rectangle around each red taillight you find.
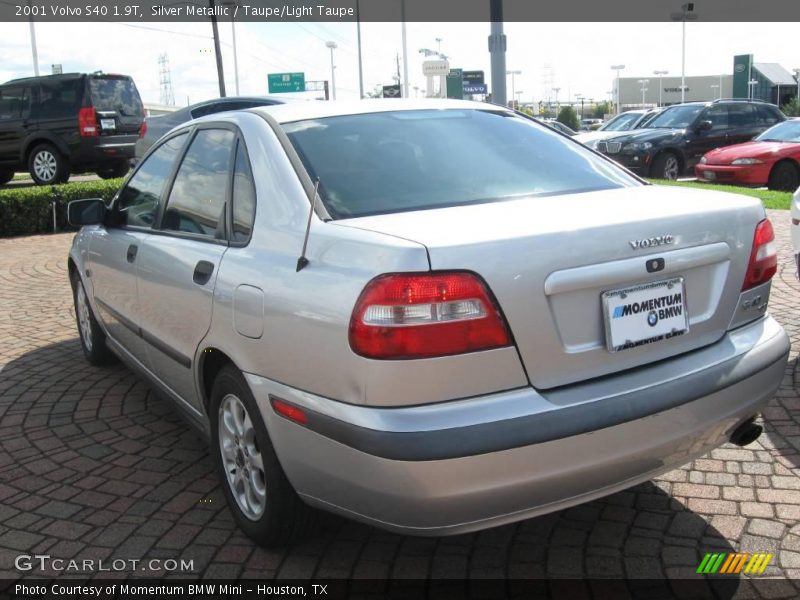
[270,397,308,425]
[78,107,97,137]
[139,119,147,139]
[742,218,778,291]
[349,272,511,359]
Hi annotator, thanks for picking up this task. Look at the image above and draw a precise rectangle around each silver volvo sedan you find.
[67,100,790,546]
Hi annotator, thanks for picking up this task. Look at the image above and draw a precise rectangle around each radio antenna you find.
[296,178,320,272]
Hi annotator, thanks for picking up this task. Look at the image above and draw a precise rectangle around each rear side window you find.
[162,128,235,238]
[232,140,256,243]
[757,105,782,126]
[283,109,639,219]
[0,87,28,119]
[88,76,143,116]
[37,78,80,119]
[728,104,757,127]
[117,133,187,227]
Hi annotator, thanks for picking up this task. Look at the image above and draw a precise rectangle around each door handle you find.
[193,260,215,285]
[126,244,138,263]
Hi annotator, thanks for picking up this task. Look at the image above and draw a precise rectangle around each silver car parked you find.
[67,100,789,546]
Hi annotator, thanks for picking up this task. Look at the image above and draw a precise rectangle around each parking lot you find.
[0,209,798,595]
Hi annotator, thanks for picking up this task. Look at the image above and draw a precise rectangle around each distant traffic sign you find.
[268,72,305,93]
[463,83,488,94]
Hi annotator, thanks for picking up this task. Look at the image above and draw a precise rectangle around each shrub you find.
[0,179,123,238]
[557,106,580,132]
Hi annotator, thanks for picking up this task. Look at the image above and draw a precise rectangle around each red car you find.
[696,119,800,191]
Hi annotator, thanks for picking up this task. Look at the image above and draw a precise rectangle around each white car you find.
[576,108,661,148]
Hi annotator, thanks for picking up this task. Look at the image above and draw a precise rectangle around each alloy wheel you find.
[663,156,679,180]
[33,150,57,182]
[76,283,93,352]
[218,393,266,520]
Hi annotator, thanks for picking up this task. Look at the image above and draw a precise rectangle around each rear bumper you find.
[70,135,137,165]
[247,315,788,535]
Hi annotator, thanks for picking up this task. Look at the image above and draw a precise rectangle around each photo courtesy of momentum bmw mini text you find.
[1,0,799,599]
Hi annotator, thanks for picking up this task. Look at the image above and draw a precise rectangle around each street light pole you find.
[670,3,696,104]
[610,65,625,114]
[209,0,226,97]
[653,70,668,106]
[710,84,720,100]
[488,0,507,106]
[506,70,521,108]
[638,79,649,107]
[326,41,338,100]
[230,18,240,95]
[401,0,409,98]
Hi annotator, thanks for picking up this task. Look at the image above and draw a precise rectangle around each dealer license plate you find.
[100,118,116,130]
[602,277,689,352]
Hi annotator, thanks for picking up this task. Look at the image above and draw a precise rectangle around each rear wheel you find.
[71,274,117,366]
[96,160,129,180]
[767,161,799,192]
[651,152,681,180]
[210,365,316,547]
[0,169,13,185]
[28,143,69,185]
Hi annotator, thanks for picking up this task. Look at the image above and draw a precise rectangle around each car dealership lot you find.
[0,212,798,592]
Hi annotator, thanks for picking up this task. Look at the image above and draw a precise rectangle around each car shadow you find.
[762,354,800,469]
[0,339,776,596]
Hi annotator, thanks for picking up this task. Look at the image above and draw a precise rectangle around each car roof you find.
[249,99,511,124]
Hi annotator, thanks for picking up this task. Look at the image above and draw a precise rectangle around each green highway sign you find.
[268,72,305,93]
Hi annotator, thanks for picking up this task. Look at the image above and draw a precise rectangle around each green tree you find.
[557,106,580,131]
[782,98,800,117]
[593,101,612,119]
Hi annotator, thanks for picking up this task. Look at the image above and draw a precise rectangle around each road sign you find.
[446,69,464,100]
[382,84,401,98]
[463,70,484,85]
[268,72,305,93]
[463,83,488,94]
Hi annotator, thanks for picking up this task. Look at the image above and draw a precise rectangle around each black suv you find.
[0,72,144,185]
[595,99,786,179]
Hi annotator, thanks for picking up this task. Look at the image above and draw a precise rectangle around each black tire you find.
[0,169,13,186]
[28,143,69,185]
[210,365,316,547]
[71,273,117,366]
[651,152,681,180]
[767,161,799,192]
[96,160,130,180]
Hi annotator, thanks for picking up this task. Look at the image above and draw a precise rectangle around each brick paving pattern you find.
[0,209,798,596]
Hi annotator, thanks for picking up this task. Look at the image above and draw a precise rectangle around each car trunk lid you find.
[87,75,144,135]
[336,185,765,389]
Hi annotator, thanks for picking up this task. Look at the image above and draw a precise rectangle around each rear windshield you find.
[88,76,143,116]
[282,109,640,219]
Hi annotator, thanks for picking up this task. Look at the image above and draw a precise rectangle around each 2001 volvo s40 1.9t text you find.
[67,100,789,546]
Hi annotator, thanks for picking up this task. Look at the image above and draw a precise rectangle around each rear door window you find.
[728,104,757,128]
[117,132,188,227]
[231,140,256,243]
[37,78,81,119]
[88,76,143,117]
[757,105,782,126]
[161,128,236,238]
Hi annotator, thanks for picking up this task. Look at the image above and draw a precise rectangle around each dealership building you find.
[615,55,797,110]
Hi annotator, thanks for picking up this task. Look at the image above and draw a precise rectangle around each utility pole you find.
[401,0,409,98]
[488,0,507,106]
[356,0,364,98]
[27,0,39,76]
[209,0,226,97]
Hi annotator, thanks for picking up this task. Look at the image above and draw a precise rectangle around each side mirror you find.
[695,120,713,132]
[67,198,107,227]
